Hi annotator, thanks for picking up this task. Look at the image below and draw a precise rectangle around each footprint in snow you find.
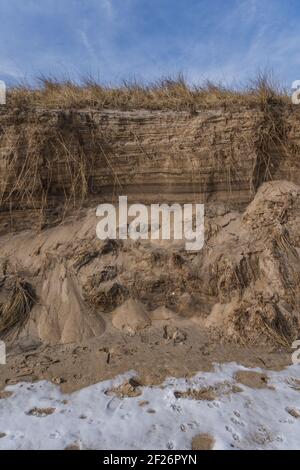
[106,397,121,413]
[225,425,240,442]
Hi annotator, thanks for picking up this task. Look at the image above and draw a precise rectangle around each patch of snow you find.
[0,363,300,450]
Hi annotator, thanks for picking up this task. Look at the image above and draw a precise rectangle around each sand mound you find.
[112,298,151,335]
[20,262,105,345]
[150,306,178,321]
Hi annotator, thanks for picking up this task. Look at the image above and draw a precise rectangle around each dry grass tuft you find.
[5,73,289,111]
[0,112,99,228]
[0,275,36,338]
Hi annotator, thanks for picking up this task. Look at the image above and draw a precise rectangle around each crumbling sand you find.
[0,181,299,390]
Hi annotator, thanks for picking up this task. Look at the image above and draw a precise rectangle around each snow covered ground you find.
[0,362,300,450]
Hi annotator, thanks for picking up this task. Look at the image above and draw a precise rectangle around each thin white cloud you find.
[102,0,114,19]
[1,0,300,86]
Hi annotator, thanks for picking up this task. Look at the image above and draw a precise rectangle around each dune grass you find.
[0,275,36,339]
[5,73,289,111]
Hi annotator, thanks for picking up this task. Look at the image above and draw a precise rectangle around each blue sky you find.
[0,0,299,87]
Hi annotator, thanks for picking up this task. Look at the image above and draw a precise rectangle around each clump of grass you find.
[5,73,289,111]
[0,112,98,228]
[0,275,36,339]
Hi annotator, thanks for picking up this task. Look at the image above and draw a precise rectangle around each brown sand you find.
[0,180,299,391]
[234,370,269,389]
[191,433,215,450]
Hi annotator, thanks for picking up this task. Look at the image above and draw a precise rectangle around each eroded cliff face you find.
[2,105,300,232]
[1,105,300,348]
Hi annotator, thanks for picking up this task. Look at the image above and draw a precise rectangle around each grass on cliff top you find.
[6,73,290,111]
